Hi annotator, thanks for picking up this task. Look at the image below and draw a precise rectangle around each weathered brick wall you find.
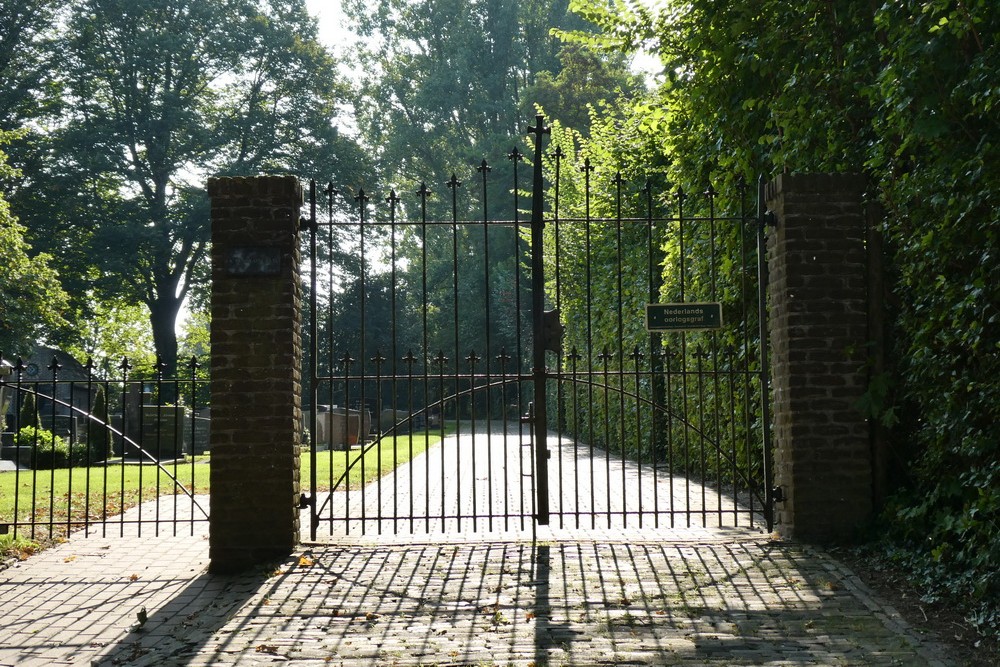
[766,173,872,542]
[207,176,302,572]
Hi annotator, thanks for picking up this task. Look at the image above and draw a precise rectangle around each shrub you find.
[16,426,70,469]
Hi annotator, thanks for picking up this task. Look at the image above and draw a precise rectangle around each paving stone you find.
[1,436,958,667]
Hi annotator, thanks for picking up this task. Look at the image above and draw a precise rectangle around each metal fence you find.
[301,115,772,538]
[0,355,209,540]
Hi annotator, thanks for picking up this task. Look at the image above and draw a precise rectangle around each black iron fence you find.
[0,355,209,540]
[301,115,771,537]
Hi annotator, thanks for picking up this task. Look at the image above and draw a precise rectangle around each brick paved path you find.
[0,432,953,666]
[0,532,952,666]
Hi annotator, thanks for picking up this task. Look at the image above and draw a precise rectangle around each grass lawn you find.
[0,433,439,545]
[0,460,211,530]
[304,433,438,492]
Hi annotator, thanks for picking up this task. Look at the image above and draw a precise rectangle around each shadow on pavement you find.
[90,559,278,665]
[86,538,946,665]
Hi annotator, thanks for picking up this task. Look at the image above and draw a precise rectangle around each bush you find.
[15,426,72,469]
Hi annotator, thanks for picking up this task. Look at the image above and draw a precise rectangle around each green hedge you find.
[14,426,108,469]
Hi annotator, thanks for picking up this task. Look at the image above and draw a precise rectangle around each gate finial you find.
[527,113,550,138]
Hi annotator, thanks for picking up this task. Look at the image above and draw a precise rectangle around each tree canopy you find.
[0,0,61,129]
[343,0,639,196]
[4,0,370,375]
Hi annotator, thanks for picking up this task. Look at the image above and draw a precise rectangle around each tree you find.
[16,0,370,376]
[0,0,61,129]
[345,0,600,195]
[520,42,642,135]
[0,132,69,358]
[64,297,157,376]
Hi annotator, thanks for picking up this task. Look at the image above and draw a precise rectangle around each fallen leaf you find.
[128,574,140,582]
[298,556,315,567]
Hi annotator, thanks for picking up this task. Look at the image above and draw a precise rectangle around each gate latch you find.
[541,308,565,353]
[520,401,534,425]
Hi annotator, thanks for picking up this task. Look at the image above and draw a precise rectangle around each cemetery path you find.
[306,420,763,542]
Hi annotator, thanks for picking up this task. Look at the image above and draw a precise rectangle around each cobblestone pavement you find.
[0,430,954,666]
[0,530,953,666]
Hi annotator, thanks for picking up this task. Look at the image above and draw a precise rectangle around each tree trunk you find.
[149,294,181,380]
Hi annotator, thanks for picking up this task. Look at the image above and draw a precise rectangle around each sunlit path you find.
[305,421,765,542]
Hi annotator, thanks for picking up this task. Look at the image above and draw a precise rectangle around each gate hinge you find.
[541,308,565,353]
[771,486,785,503]
[298,493,314,509]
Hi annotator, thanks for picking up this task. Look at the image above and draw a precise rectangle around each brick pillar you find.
[207,176,302,572]
[766,174,872,542]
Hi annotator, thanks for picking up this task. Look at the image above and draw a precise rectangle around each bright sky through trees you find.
[303,0,660,83]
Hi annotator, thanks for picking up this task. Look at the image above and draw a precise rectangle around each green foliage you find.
[0,212,69,357]
[346,0,568,182]
[63,298,157,376]
[177,310,211,406]
[342,0,628,213]
[16,426,71,469]
[520,43,643,136]
[0,0,61,128]
[867,1,1000,638]
[4,0,370,376]
[14,422,109,469]
[563,0,999,637]
[0,132,70,357]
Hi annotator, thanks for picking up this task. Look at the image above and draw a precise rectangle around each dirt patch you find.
[830,546,999,667]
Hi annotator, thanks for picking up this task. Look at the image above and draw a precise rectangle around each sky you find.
[304,0,353,55]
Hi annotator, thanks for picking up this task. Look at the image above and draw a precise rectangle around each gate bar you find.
[307,180,319,539]
[757,175,775,532]
[528,114,550,525]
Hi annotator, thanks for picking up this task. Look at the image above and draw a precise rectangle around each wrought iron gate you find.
[303,116,772,538]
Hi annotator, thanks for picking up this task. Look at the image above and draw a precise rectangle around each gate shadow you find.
[93,538,934,665]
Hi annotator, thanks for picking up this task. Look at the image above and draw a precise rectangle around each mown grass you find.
[0,433,439,539]
[304,433,437,492]
[0,460,209,535]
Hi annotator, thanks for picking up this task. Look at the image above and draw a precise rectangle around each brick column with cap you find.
[766,173,873,542]
[207,175,302,572]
